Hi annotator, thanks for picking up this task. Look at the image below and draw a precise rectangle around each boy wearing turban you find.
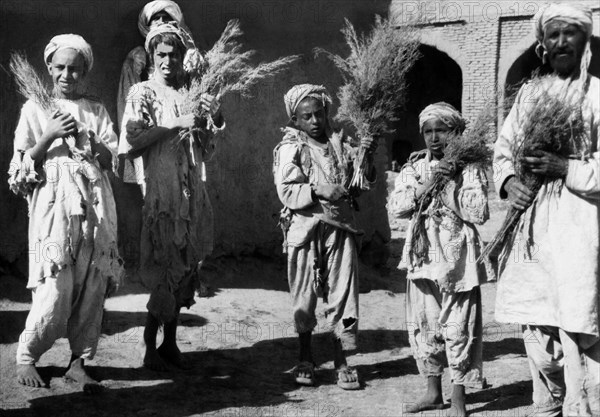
[388,102,490,416]
[119,23,222,371]
[10,34,123,393]
[117,0,199,188]
[273,84,376,390]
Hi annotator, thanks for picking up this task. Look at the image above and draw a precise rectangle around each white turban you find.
[284,84,332,118]
[418,102,465,134]
[144,22,194,52]
[534,3,593,42]
[533,3,593,77]
[44,34,94,72]
[138,0,185,38]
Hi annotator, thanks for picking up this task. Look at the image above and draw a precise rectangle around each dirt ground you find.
[0,181,538,417]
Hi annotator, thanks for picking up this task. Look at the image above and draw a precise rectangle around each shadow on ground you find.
[3,329,415,417]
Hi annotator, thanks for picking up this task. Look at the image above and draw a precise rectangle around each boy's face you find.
[153,42,182,81]
[47,48,86,98]
[422,118,451,160]
[543,21,587,76]
[293,97,327,140]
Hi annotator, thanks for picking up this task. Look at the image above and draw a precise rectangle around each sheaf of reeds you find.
[179,20,299,118]
[477,74,586,264]
[314,15,421,189]
[9,51,55,112]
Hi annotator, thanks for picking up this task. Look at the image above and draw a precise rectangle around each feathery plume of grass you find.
[477,74,586,265]
[409,104,496,267]
[315,15,421,189]
[9,51,54,112]
[179,20,299,121]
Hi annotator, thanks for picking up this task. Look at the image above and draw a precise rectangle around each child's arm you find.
[89,131,114,170]
[388,161,423,219]
[9,104,74,196]
[119,85,198,159]
[28,110,77,162]
[90,104,121,172]
[274,143,315,210]
[124,114,197,158]
[275,142,348,208]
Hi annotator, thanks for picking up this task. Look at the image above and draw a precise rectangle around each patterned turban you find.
[418,102,466,134]
[284,84,332,118]
[138,0,185,38]
[44,34,94,72]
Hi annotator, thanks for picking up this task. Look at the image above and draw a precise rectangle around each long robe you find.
[9,98,123,290]
[119,78,215,323]
[494,75,600,339]
[9,97,123,363]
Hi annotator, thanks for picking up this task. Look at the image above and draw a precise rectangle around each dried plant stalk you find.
[477,75,586,264]
[179,20,299,122]
[9,51,55,112]
[315,15,421,189]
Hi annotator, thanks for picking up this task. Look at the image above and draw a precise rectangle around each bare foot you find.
[65,358,102,394]
[405,376,444,413]
[16,364,46,388]
[404,398,445,414]
[449,384,467,417]
[144,346,169,371]
[158,343,190,369]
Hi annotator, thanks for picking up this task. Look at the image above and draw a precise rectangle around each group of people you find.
[7,1,598,416]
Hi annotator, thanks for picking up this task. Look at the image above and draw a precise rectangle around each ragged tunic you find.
[8,98,123,290]
[119,78,215,322]
[388,152,490,293]
[494,75,600,338]
[273,126,372,347]
[274,126,368,247]
[388,151,489,386]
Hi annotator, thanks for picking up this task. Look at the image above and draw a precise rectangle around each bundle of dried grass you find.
[179,19,299,130]
[409,105,496,267]
[315,16,421,189]
[477,74,586,264]
[9,51,55,113]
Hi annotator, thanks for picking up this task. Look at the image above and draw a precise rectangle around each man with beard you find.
[494,4,599,416]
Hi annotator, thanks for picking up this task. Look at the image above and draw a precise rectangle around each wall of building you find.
[390,0,600,145]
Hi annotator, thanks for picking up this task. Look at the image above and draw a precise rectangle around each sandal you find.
[292,361,315,386]
[337,366,360,390]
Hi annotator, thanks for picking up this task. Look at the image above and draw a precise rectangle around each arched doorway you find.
[386,44,462,168]
[504,36,600,115]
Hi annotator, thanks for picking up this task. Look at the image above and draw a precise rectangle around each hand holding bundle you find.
[477,74,586,264]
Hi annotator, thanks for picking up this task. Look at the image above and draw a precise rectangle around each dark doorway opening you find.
[386,44,462,169]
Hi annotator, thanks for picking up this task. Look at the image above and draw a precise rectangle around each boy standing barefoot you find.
[10,34,123,393]
[388,103,490,416]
